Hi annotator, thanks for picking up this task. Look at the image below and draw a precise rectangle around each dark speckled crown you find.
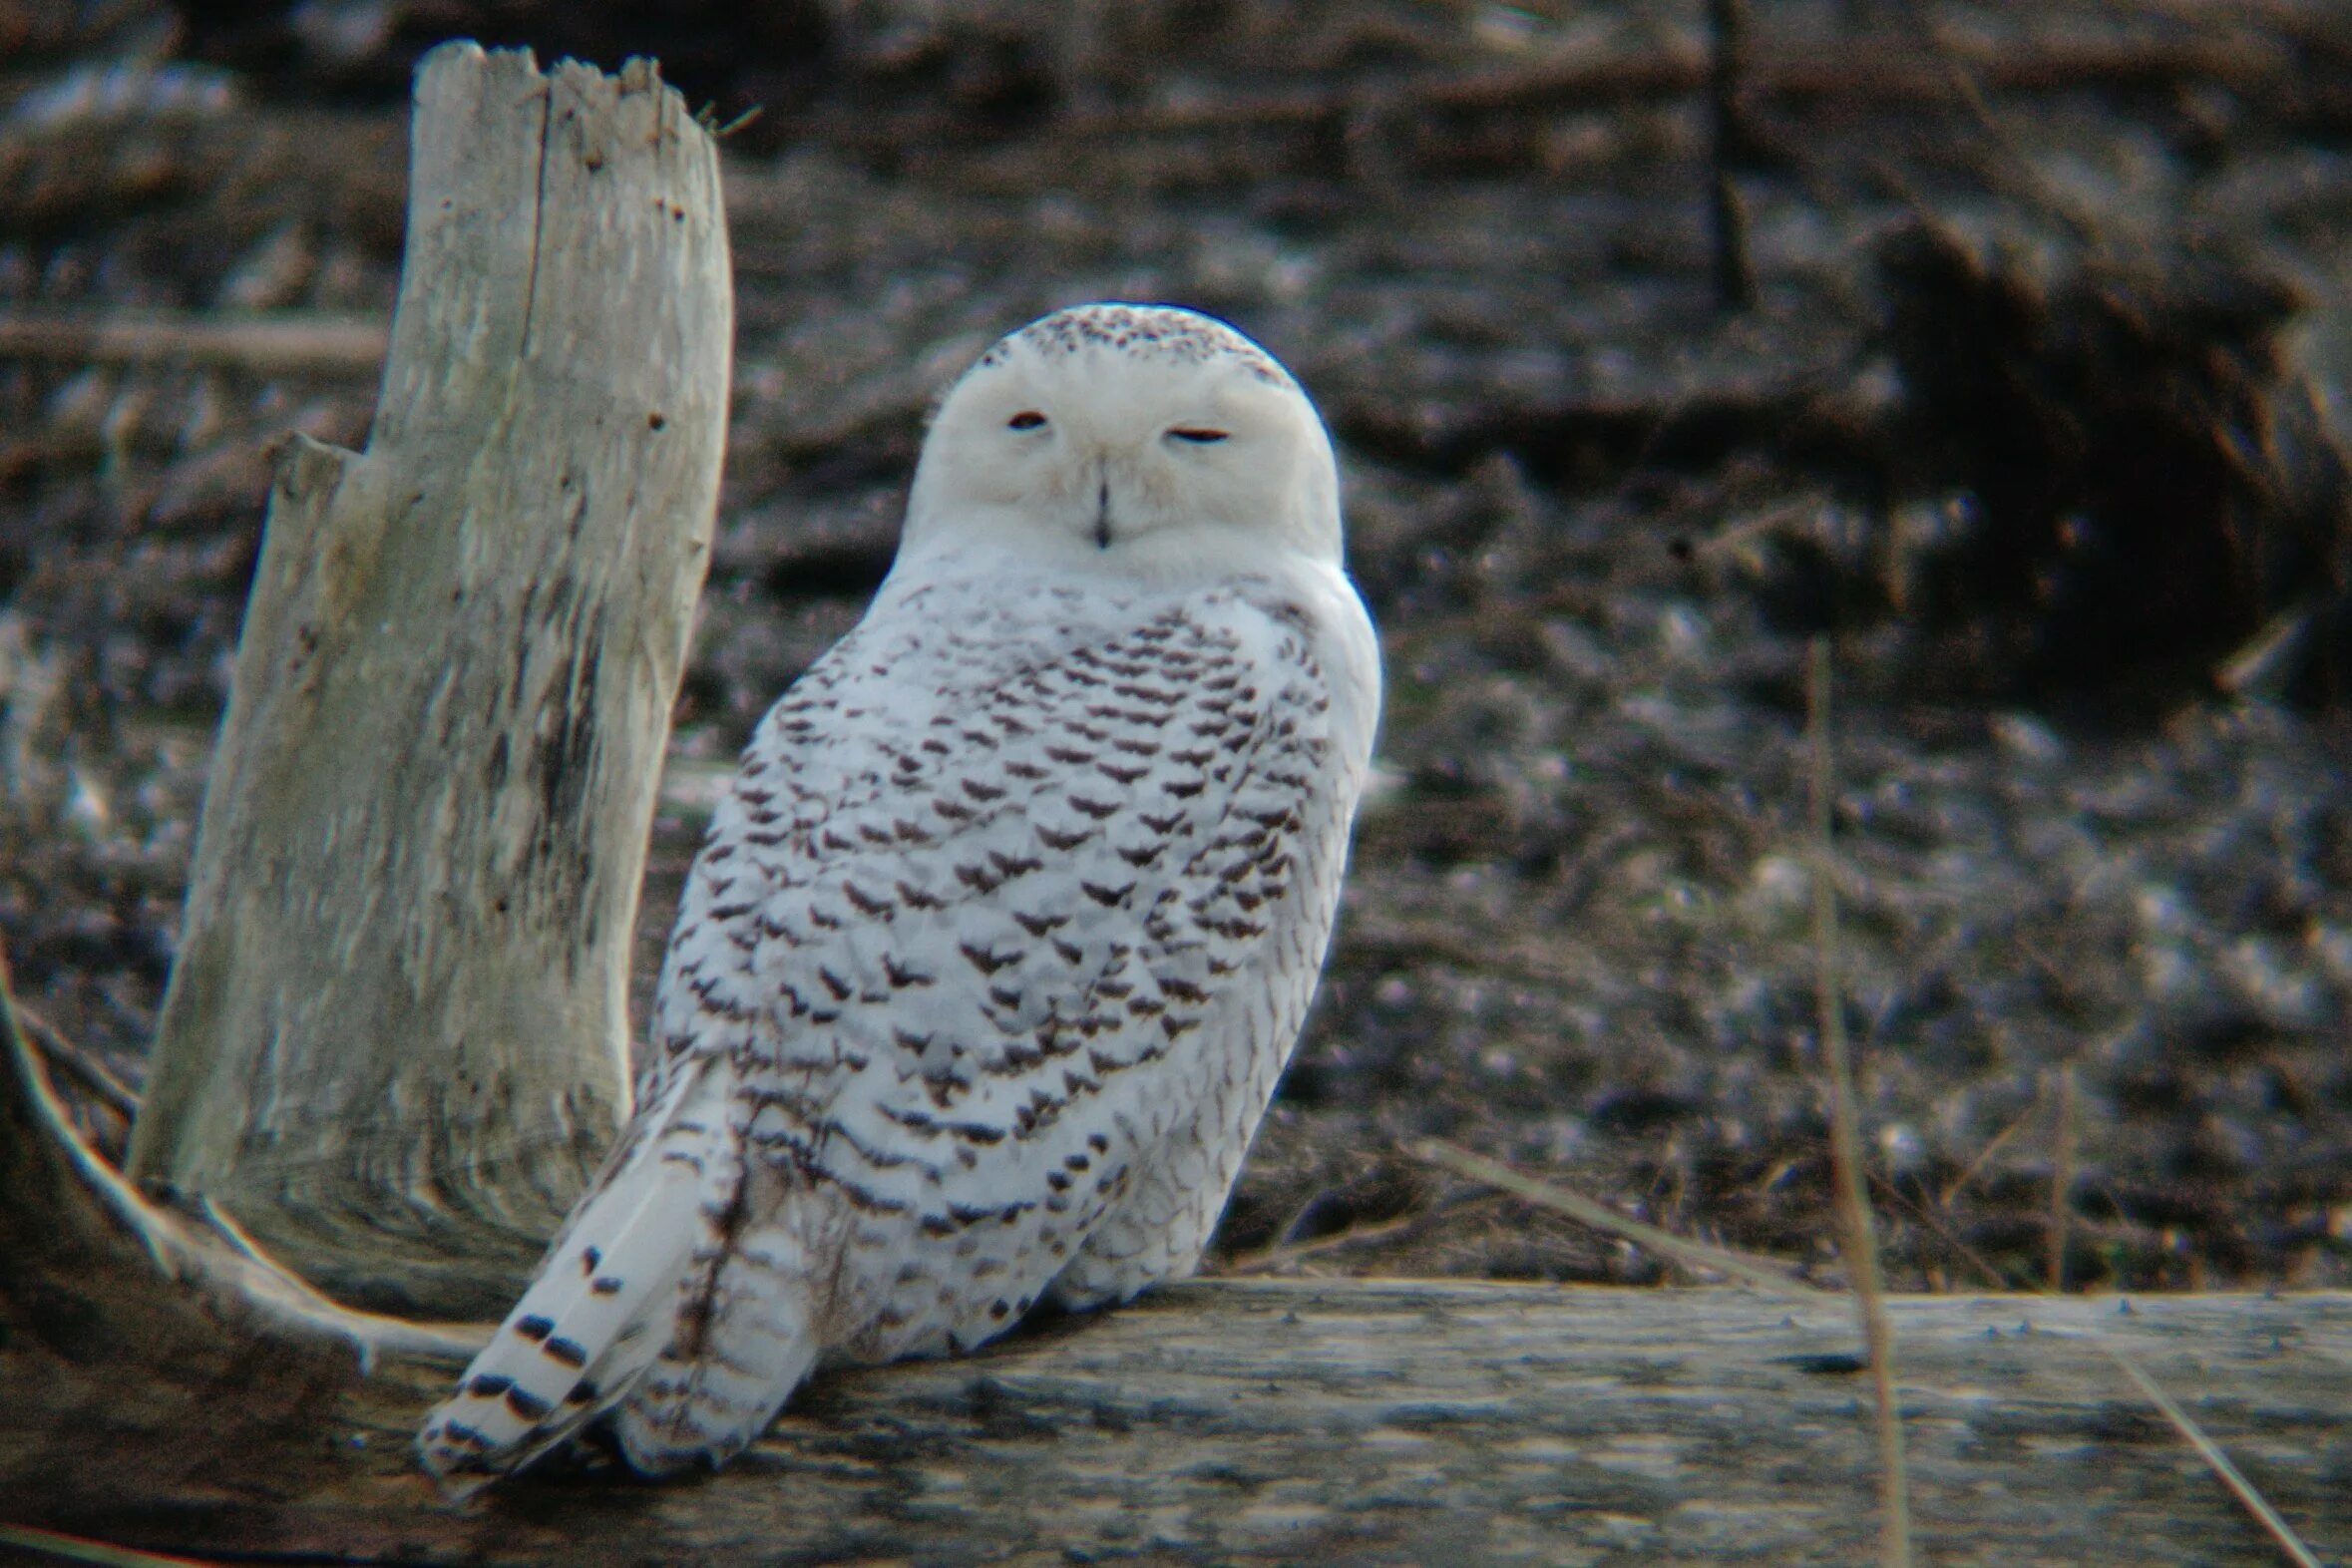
[974,303,1295,390]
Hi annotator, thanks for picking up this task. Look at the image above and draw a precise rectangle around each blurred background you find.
[5,0,2352,1295]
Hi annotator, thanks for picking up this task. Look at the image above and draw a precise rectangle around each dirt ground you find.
[4,0,2352,1302]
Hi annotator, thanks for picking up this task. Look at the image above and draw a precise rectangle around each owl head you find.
[900,303,1344,573]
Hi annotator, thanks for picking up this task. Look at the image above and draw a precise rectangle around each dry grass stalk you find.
[1874,1171,2011,1291]
[2104,1348,2325,1568]
[1406,1138,1827,1298]
[2049,1062,2078,1293]
[1707,0,1759,313]
[1888,0,2107,243]
[1806,636,1914,1568]
[1217,1203,1462,1277]
[17,1001,141,1121]
[1936,1073,2044,1208]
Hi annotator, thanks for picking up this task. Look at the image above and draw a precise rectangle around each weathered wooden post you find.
[124,43,730,1318]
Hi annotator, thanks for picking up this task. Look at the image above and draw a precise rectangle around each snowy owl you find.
[418,302,1381,1483]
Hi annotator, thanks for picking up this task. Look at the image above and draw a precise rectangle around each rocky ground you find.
[5,0,2352,1297]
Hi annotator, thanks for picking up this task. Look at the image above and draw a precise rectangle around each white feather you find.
[416,1064,726,1484]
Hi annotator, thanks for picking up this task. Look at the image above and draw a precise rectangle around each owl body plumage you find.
[421,304,1379,1482]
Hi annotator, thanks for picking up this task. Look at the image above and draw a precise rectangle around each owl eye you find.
[1167,427,1228,445]
[1006,411,1048,431]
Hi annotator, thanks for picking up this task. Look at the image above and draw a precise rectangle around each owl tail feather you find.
[607,1222,824,1475]
[416,1090,712,1490]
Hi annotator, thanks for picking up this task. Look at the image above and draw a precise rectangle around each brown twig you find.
[1936,1073,2046,1208]
[1870,1170,2014,1292]
[1708,0,1760,313]
[1216,1191,1502,1277]
[2048,1063,2078,1293]
[1806,637,1914,1568]
[17,1002,141,1122]
[1693,499,1822,565]
[1886,0,2109,245]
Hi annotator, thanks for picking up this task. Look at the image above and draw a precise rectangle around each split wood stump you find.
[123,41,729,1318]
[0,36,2345,1568]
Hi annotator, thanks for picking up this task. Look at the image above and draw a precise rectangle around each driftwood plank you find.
[6,1276,2344,1566]
[121,43,730,1320]
[512,1282,2352,1566]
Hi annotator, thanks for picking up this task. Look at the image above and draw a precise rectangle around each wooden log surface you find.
[3,1276,2344,1566]
[122,43,730,1319]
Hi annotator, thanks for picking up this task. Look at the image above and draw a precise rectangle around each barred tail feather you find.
[416,1069,723,1487]
[611,1223,823,1475]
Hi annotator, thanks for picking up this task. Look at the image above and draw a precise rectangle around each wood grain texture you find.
[4,1279,2345,1564]
[124,42,730,1318]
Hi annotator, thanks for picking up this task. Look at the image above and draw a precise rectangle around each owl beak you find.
[1092,468,1112,550]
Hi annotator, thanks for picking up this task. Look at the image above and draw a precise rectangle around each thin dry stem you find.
[2104,1348,2325,1568]
[1937,1073,2045,1208]
[1707,0,1759,312]
[18,1001,142,1121]
[1874,1171,2012,1292]
[2049,1063,2078,1293]
[1807,636,1914,1568]
[1406,1138,1828,1298]
[1888,0,2107,245]
[1217,1197,1493,1277]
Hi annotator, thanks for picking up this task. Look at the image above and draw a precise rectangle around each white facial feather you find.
[420,301,1381,1485]
[902,304,1344,573]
